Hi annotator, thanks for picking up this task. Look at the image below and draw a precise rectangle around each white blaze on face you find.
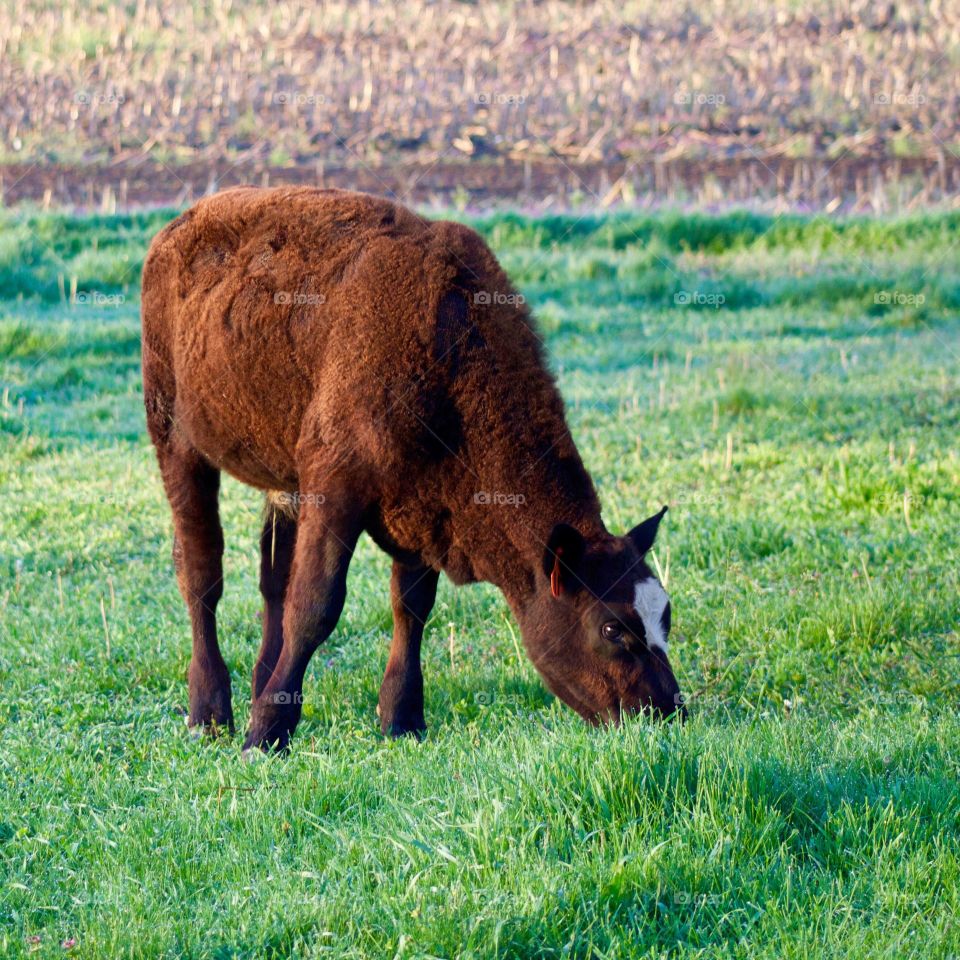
[633,578,670,654]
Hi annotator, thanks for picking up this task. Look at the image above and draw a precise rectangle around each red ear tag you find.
[550,549,563,599]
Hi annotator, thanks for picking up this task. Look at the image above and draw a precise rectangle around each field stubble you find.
[2,0,960,209]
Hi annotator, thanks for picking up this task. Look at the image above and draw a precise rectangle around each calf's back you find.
[141,186,535,495]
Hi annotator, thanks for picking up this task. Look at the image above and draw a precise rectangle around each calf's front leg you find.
[379,562,439,738]
[155,446,232,736]
[242,495,361,755]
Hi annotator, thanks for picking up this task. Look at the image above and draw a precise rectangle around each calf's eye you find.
[601,622,623,643]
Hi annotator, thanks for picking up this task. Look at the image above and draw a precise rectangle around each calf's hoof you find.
[187,715,234,739]
[379,709,427,740]
[242,700,297,757]
[240,730,289,759]
[187,689,234,738]
[377,678,425,740]
[188,661,234,737]
[384,723,426,741]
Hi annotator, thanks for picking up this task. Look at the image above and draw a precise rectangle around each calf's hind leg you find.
[158,446,233,735]
[379,562,439,738]
[253,501,297,699]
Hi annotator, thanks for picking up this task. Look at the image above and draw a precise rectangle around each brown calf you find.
[140,187,682,753]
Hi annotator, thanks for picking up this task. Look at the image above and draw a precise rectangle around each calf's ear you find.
[627,505,668,555]
[542,523,586,598]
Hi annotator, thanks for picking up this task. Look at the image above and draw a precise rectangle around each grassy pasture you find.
[0,205,959,958]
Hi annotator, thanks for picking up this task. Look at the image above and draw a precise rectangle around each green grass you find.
[1,205,959,959]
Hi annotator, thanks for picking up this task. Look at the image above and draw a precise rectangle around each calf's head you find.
[519,507,683,723]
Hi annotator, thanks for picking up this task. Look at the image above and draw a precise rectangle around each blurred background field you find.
[2,0,960,210]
